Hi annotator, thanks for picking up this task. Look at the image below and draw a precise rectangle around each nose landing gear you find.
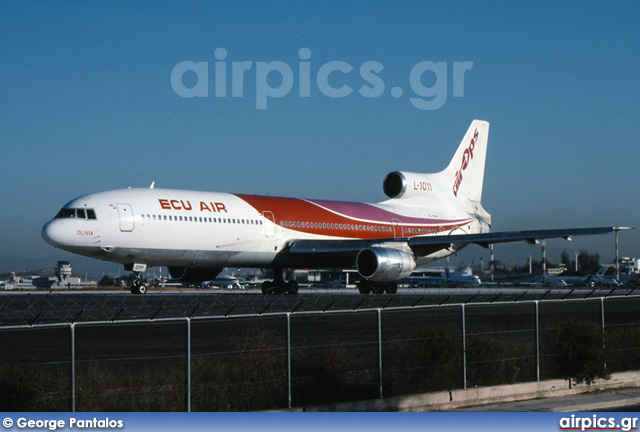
[130,272,147,294]
[125,263,149,295]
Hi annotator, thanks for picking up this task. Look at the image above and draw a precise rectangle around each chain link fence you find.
[1,295,639,411]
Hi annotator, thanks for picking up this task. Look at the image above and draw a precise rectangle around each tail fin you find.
[442,119,489,202]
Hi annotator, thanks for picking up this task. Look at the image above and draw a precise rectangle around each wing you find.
[287,227,627,263]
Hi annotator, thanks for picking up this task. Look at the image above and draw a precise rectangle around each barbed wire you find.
[1,286,637,326]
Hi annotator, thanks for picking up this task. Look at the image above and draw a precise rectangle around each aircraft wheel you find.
[385,283,398,294]
[262,281,273,294]
[131,279,141,294]
[358,284,372,294]
[286,281,299,295]
[372,284,385,295]
[130,283,146,294]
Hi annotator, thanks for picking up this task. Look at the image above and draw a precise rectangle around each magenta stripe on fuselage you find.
[306,199,469,226]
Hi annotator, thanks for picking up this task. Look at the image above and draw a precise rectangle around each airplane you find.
[201,275,249,290]
[402,267,482,288]
[41,120,626,294]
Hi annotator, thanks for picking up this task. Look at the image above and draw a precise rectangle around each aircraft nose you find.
[42,220,67,247]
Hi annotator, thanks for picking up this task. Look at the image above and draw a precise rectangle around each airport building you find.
[1,261,96,290]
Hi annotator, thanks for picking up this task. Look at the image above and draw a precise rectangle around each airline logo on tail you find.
[452,128,479,197]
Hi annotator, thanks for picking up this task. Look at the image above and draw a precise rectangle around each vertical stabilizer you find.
[443,119,489,203]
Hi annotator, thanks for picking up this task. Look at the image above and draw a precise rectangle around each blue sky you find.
[1,1,638,270]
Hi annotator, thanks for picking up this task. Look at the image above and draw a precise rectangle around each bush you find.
[192,328,287,411]
[0,365,68,411]
[291,344,378,406]
[383,327,463,395]
[552,317,612,385]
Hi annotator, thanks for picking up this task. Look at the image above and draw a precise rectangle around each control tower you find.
[55,261,72,285]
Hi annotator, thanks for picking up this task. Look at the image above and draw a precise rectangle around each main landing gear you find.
[357,281,398,295]
[261,269,299,295]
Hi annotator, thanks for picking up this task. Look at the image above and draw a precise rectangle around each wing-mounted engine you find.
[383,171,438,200]
[356,247,416,282]
[168,266,222,284]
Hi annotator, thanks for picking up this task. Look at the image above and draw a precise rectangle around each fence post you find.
[462,304,467,390]
[535,301,540,382]
[287,313,292,409]
[70,323,75,412]
[378,309,383,399]
[186,318,191,412]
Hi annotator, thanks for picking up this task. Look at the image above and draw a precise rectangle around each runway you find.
[0,286,636,327]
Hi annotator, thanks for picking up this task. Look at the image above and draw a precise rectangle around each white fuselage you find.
[42,187,485,270]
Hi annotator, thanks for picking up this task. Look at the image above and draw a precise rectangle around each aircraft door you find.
[392,219,403,238]
[117,203,134,232]
[262,211,276,237]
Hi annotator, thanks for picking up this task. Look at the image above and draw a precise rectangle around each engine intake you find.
[383,171,437,199]
[383,172,407,198]
[168,266,222,284]
[356,247,416,282]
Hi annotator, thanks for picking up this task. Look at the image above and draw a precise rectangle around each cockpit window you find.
[55,208,97,220]
[56,209,76,218]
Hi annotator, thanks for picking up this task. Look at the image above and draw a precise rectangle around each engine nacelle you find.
[168,266,222,284]
[356,247,416,282]
[383,171,437,199]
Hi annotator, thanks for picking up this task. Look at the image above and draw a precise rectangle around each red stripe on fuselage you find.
[234,194,471,239]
